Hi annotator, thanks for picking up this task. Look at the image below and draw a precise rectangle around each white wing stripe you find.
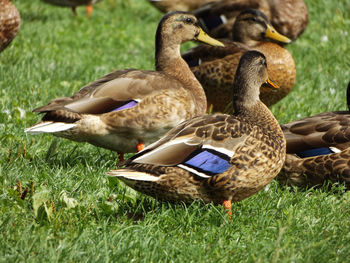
[107,171,160,182]
[25,122,76,134]
[329,147,341,153]
[220,15,228,24]
[202,144,235,157]
[177,164,211,178]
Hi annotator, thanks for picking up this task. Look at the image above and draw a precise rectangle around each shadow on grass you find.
[24,139,118,170]
[97,187,229,227]
[20,11,58,23]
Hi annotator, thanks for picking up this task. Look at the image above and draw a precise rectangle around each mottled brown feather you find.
[27,12,221,154]
[117,102,285,204]
[0,0,21,53]
[109,51,286,205]
[277,85,350,189]
[278,149,350,190]
[282,112,350,153]
[182,10,296,112]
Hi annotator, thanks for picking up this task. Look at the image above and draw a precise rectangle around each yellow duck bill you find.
[195,28,225,47]
[265,24,292,44]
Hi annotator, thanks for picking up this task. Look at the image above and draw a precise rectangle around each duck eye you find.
[185,17,193,24]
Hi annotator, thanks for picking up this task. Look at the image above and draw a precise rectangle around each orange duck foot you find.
[137,142,145,152]
[223,200,232,219]
[86,5,93,17]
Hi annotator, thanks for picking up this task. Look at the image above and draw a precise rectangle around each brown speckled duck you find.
[182,9,295,112]
[25,12,223,161]
[193,0,308,41]
[277,82,350,189]
[108,51,286,215]
[147,0,221,13]
[0,0,21,52]
[41,0,100,16]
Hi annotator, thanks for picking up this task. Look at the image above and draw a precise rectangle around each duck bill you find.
[265,78,280,89]
[195,28,225,47]
[265,24,292,44]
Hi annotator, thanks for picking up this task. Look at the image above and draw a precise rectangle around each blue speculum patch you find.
[185,58,200,67]
[112,100,138,112]
[296,147,335,158]
[184,150,231,175]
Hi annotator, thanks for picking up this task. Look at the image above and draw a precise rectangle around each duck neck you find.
[232,23,261,47]
[234,100,280,130]
[232,74,261,112]
[155,39,207,114]
[232,34,260,47]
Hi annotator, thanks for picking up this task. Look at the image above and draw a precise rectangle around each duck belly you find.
[55,115,173,153]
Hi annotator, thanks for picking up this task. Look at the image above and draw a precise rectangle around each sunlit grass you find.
[1,0,350,262]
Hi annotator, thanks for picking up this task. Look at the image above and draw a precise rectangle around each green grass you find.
[1,0,350,262]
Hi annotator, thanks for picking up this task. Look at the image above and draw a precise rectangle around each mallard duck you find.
[108,51,286,215]
[147,0,221,13]
[0,0,21,52]
[25,12,224,161]
[193,0,308,41]
[277,82,350,189]
[41,0,100,17]
[182,9,295,112]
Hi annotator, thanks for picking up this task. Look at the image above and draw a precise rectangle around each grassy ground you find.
[1,0,350,262]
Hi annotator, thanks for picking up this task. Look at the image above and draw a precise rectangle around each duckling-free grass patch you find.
[1,0,350,262]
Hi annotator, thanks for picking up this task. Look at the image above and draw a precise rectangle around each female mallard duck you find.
[193,0,308,41]
[182,9,295,112]
[41,0,100,17]
[0,0,21,52]
[25,12,224,161]
[108,51,286,214]
[277,82,350,189]
[147,0,221,13]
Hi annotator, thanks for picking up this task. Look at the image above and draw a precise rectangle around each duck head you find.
[233,9,292,46]
[233,50,279,110]
[155,11,224,65]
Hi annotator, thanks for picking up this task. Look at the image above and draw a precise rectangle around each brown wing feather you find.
[278,149,350,189]
[127,114,253,167]
[33,69,184,117]
[100,87,195,131]
[282,111,350,152]
[33,69,134,113]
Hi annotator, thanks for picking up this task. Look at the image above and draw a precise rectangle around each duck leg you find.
[223,200,232,219]
[117,143,144,167]
[86,5,93,17]
[71,6,77,16]
[116,152,125,166]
